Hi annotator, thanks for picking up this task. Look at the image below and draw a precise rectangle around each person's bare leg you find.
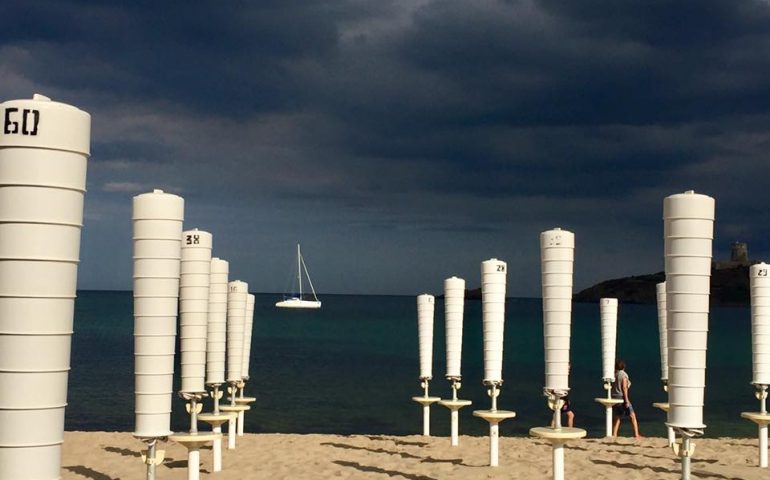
[567,411,574,428]
[629,411,642,438]
[612,415,621,437]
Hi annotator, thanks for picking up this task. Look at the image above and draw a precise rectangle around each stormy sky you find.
[3,0,770,295]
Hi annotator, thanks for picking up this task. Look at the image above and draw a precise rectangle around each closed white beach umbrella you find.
[206,258,229,386]
[242,294,255,381]
[751,263,770,386]
[179,229,212,395]
[599,298,618,382]
[444,277,466,379]
[541,228,575,392]
[0,95,90,480]
[664,190,714,430]
[133,189,185,438]
[417,294,435,380]
[481,259,507,384]
[226,281,248,383]
[656,282,669,383]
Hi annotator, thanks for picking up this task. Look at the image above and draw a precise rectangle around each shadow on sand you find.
[63,465,117,480]
[103,446,140,458]
[333,460,437,480]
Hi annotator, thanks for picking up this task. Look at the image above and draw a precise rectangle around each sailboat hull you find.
[275,298,322,309]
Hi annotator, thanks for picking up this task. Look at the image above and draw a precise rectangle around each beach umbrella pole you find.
[552,398,565,480]
[412,380,440,436]
[531,393,586,480]
[742,263,770,467]
[145,440,156,480]
[473,259,516,467]
[172,395,219,480]
[438,379,472,446]
[183,394,203,433]
[197,385,231,472]
[199,256,232,469]
[652,282,675,445]
[653,382,675,446]
[230,292,258,435]
[473,382,516,467]
[594,381,621,438]
[219,380,249,449]
[220,282,250,448]
[530,229,586,479]
[412,294,441,436]
[438,277,472,446]
[237,382,245,436]
[211,385,222,414]
[226,382,252,436]
[671,428,699,480]
[141,439,165,480]
[233,384,244,435]
[663,191,715,480]
[742,385,770,468]
[594,298,621,438]
[168,432,219,480]
[228,380,256,436]
[133,189,185,479]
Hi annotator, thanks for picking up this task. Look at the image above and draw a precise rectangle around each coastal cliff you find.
[573,265,750,305]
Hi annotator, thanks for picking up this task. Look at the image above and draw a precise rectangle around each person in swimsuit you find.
[612,359,641,438]
[561,395,575,428]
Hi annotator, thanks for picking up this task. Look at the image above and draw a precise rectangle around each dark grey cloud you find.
[2,0,769,295]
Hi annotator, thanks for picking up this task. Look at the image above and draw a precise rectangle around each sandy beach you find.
[61,431,765,479]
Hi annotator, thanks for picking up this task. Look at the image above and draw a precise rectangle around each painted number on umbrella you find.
[3,108,39,136]
[497,265,505,272]
[759,269,768,277]
[186,234,200,245]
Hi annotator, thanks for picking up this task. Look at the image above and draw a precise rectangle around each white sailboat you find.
[275,244,322,309]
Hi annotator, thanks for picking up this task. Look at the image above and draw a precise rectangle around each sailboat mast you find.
[297,243,303,299]
[300,254,320,302]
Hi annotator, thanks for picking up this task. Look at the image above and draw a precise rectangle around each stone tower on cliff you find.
[731,241,749,264]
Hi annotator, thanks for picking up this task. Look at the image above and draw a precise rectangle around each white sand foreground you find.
[62,431,765,479]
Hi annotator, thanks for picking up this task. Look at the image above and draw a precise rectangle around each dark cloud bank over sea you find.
[2,0,770,295]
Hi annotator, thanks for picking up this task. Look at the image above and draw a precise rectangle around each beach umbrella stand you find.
[227,293,257,435]
[653,402,675,446]
[0,94,90,480]
[412,294,441,436]
[132,189,185,480]
[530,228,586,480]
[171,229,220,480]
[438,277,473,446]
[227,384,256,435]
[593,298,622,438]
[437,383,471,447]
[663,190,715,480]
[196,411,230,472]
[741,262,770,468]
[197,257,234,472]
[652,281,676,446]
[168,432,220,480]
[177,228,214,436]
[473,259,516,467]
[219,280,250,449]
[473,383,516,467]
[218,404,249,449]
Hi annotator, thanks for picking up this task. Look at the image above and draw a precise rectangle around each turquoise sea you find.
[67,291,757,438]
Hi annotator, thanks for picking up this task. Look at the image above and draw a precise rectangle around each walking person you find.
[612,359,641,438]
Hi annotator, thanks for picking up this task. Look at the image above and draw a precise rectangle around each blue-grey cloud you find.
[2,0,769,295]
